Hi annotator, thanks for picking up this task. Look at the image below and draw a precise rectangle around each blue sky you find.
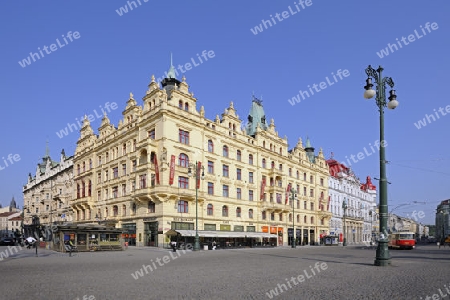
[0,0,448,225]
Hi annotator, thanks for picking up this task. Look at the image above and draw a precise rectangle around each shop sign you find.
[173,218,193,221]
[143,217,157,222]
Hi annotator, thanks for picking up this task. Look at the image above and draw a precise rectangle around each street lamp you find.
[342,199,347,246]
[188,161,204,251]
[289,186,297,248]
[364,65,398,266]
[369,210,378,245]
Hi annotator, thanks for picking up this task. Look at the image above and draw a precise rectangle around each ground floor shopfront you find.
[112,216,329,248]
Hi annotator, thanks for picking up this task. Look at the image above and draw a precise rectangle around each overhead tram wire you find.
[388,161,450,176]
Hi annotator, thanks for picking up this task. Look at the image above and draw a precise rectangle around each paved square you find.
[1,244,449,299]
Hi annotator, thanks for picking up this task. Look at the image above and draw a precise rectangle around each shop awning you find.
[171,230,277,239]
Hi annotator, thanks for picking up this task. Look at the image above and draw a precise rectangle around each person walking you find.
[171,240,177,252]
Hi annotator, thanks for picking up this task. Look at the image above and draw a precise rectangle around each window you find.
[139,174,147,188]
[97,191,101,201]
[207,161,214,174]
[276,193,282,204]
[270,212,275,221]
[222,185,229,197]
[222,205,228,217]
[179,129,189,145]
[113,205,118,217]
[148,201,155,213]
[178,200,188,213]
[105,170,109,181]
[289,168,292,177]
[178,100,183,109]
[304,201,307,209]
[178,176,189,189]
[236,207,241,217]
[249,172,254,184]
[303,173,307,181]
[133,139,136,151]
[279,164,282,171]
[310,175,313,184]
[122,205,126,216]
[208,182,214,195]
[320,178,324,186]
[223,145,229,157]
[289,213,292,222]
[132,160,137,172]
[88,180,92,196]
[236,150,241,161]
[297,215,300,223]
[262,211,266,220]
[132,203,137,215]
[208,140,214,153]
[236,168,242,180]
[296,171,299,179]
[148,129,155,139]
[249,190,254,201]
[311,216,314,224]
[271,161,275,169]
[304,215,307,223]
[236,188,241,199]
[207,204,213,216]
[122,143,127,155]
[249,209,253,219]
[279,213,283,221]
[310,189,314,197]
[184,102,189,111]
[248,154,253,165]
[98,156,102,166]
[81,181,86,197]
[113,167,118,179]
[121,184,126,196]
[310,202,314,210]
[178,153,189,167]
[223,165,229,177]
[106,152,109,162]
[303,187,307,196]
[77,164,80,175]
[112,186,118,198]
[89,159,92,169]
[262,158,266,168]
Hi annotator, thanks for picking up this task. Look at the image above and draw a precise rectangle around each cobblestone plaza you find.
[1,244,449,300]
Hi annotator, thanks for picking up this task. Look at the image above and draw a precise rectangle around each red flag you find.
[153,155,160,185]
[285,183,291,205]
[169,155,175,185]
[327,196,331,211]
[260,178,266,200]
[196,161,202,189]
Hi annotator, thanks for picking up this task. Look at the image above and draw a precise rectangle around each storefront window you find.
[77,233,87,246]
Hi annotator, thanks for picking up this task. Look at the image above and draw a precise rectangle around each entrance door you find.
[144,221,159,247]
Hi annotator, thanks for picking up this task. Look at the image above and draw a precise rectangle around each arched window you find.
[248,154,253,165]
[184,102,189,111]
[279,147,282,155]
[271,161,275,169]
[208,140,214,153]
[207,204,213,216]
[289,213,292,222]
[279,213,283,221]
[76,184,80,199]
[178,153,189,167]
[310,216,314,224]
[81,181,85,197]
[263,141,265,148]
[304,215,307,223]
[236,150,241,161]
[296,170,299,179]
[132,203,137,215]
[89,159,92,170]
[270,143,272,151]
[262,211,266,220]
[249,209,253,219]
[222,205,228,217]
[178,100,183,109]
[82,162,85,172]
[262,158,266,168]
[223,145,229,157]
[148,201,155,213]
[122,204,126,216]
[105,207,109,217]
[297,214,300,223]
[113,205,118,216]
[88,180,92,196]
[236,207,241,217]
[77,164,80,175]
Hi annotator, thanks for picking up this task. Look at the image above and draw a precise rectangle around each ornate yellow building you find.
[73,65,331,247]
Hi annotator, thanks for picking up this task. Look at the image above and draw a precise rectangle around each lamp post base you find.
[193,234,200,251]
[374,240,391,266]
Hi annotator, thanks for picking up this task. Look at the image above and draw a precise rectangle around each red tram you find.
[388,232,415,250]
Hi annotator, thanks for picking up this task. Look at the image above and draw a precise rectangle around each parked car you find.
[0,238,15,246]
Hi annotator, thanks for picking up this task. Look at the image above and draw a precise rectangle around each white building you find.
[326,158,377,244]
[23,148,74,227]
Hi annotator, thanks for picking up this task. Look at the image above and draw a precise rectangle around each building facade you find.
[436,199,450,241]
[72,68,332,247]
[23,149,74,227]
[327,159,377,244]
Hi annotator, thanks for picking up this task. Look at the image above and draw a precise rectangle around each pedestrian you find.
[212,241,216,250]
[171,240,177,252]
[26,236,37,249]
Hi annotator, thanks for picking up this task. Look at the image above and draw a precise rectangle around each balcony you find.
[260,201,289,213]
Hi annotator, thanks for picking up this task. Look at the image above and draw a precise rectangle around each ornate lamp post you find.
[342,199,347,246]
[363,65,398,266]
[188,161,204,251]
[290,187,297,248]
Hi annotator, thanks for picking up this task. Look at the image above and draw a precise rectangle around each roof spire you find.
[45,139,50,158]
[167,52,177,79]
